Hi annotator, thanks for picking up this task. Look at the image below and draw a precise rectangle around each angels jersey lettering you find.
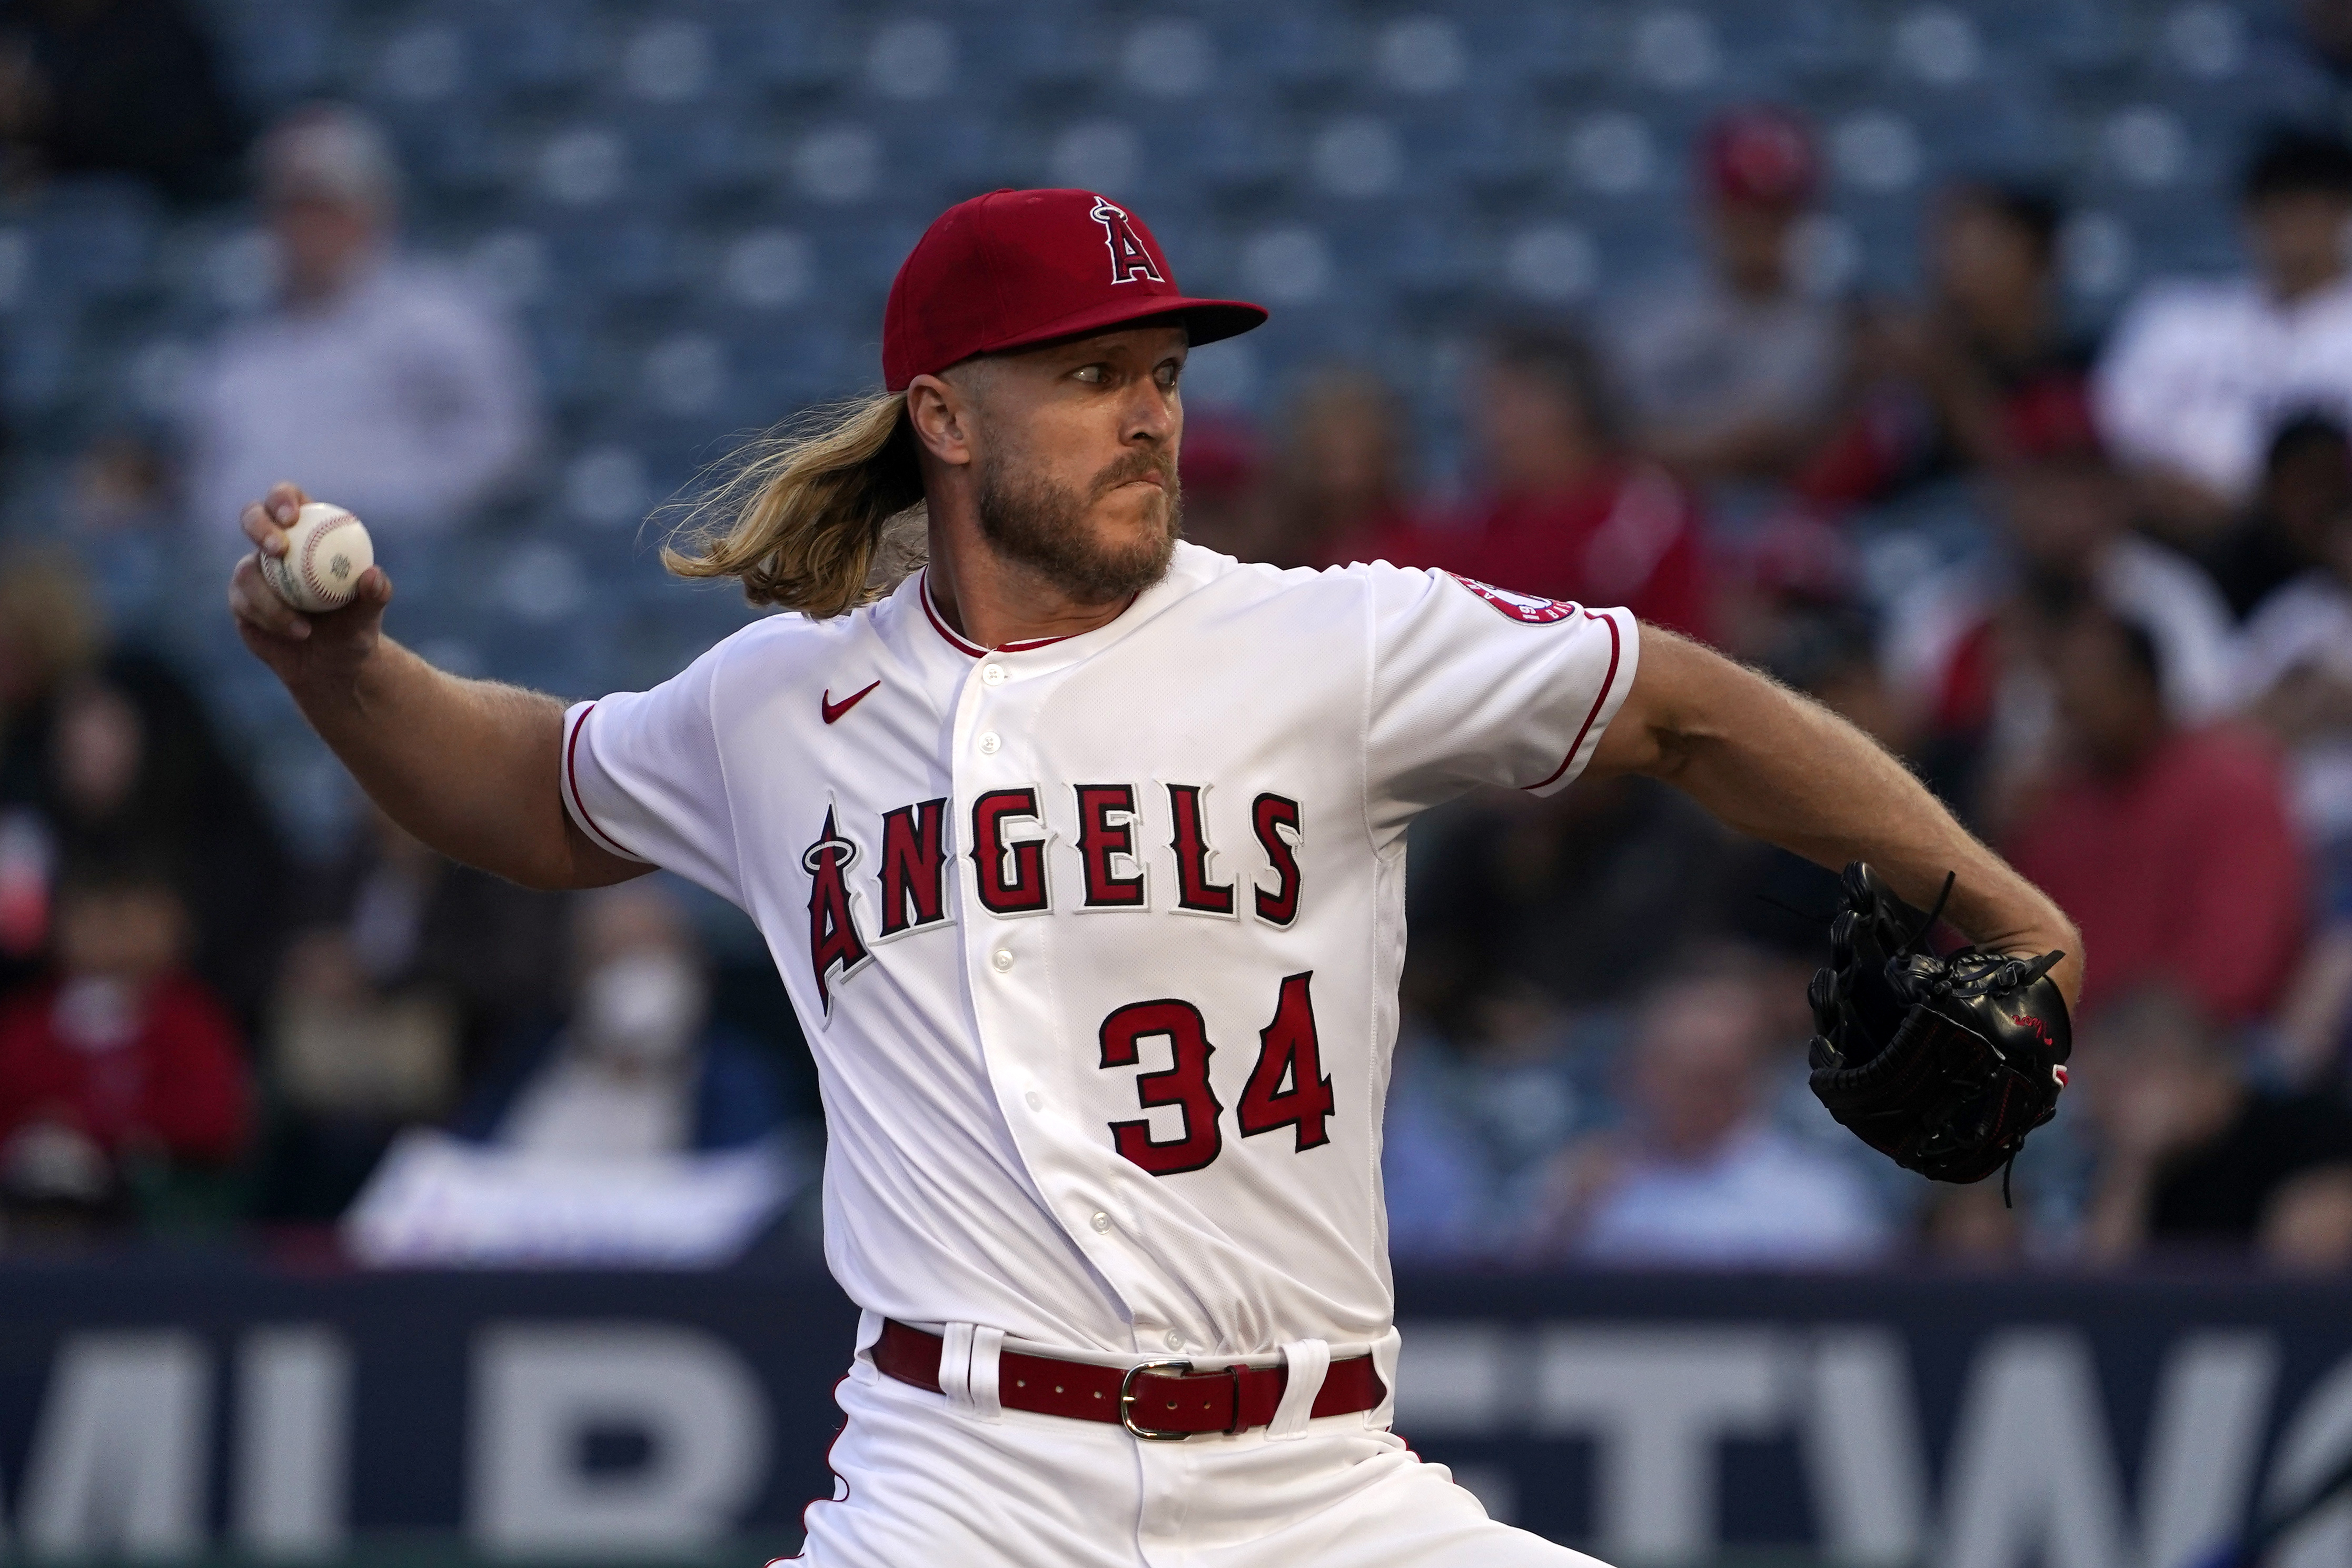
[561,544,1636,1361]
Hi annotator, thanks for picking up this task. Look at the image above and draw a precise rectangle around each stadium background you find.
[1,0,2350,1564]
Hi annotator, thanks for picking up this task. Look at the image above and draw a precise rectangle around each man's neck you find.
[1967,296,2053,361]
[2272,262,2347,307]
[924,515,1139,650]
[1496,460,1603,503]
[283,273,365,315]
[282,249,385,315]
[1723,264,1790,305]
[2086,720,2169,782]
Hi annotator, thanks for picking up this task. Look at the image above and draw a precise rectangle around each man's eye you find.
[1072,365,1105,384]
[1158,363,1184,388]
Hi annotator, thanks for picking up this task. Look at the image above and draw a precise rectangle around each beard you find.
[976,446,1183,605]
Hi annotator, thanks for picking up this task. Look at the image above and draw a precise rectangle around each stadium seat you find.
[211,0,339,104]
[1365,14,1476,99]
[28,181,163,306]
[1902,80,2064,181]
[959,9,1108,93]
[1975,0,2130,76]
[365,21,468,111]
[1497,4,1607,85]
[736,8,854,94]
[1148,101,1288,199]
[1223,5,1359,95]
[613,17,720,107]
[467,1,597,98]
[52,0,2307,771]
[1104,16,1205,103]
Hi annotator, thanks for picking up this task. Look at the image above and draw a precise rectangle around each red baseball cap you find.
[882,188,1268,392]
[1702,106,1819,209]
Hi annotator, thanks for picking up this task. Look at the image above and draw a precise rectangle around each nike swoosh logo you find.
[821,680,882,724]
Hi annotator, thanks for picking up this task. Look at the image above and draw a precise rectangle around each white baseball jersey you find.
[561,542,1636,1362]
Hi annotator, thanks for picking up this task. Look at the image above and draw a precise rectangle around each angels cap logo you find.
[1090,196,1165,285]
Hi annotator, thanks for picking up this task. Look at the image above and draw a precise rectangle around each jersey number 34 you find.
[1097,971,1334,1176]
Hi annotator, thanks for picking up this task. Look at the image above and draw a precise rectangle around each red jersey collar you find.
[918,568,1138,658]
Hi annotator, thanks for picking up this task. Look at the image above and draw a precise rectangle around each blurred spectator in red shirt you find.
[1276,371,1420,571]
[34,657,292,1021]
[0,553,290,1019]
[1785,182,2091,511]
[1611,107,1848,489]
[1864,184,2090,493]
[1354,323,1714,639]
[2008,606,2307,1024]
[1883,404,2239,826]
[1913,184,2093,471]
[0,860,249,1227]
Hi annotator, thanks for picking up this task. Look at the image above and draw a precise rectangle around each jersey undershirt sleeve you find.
[559,643,743,907]
[1362,564,1641,836]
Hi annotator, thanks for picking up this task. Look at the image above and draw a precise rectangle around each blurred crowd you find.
[0,0,2347,1272]
[1329,103,2352,1273]
[0,3,820,1262]
[0,543,816,1254]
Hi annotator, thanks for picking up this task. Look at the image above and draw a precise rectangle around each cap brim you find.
[985,295,1269,359]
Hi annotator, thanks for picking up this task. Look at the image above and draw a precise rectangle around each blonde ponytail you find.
[663,390,929,616]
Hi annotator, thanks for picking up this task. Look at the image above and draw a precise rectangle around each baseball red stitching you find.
[301,513,356,603]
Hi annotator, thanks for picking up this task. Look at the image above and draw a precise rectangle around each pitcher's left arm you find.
[1589,623,2084,1009]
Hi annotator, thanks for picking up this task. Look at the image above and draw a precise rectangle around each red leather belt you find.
[873,1319,1386,1440]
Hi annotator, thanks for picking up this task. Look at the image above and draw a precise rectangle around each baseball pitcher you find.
[229,190,2082,1568]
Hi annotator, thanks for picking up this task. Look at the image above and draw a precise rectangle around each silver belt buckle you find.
[1118,1358,1197,1440]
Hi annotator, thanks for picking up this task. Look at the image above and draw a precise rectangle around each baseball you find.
[259,502,374,613]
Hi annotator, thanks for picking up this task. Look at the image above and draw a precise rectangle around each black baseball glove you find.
[1806,863,2072,1192]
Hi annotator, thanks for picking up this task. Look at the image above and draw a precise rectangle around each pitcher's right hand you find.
[228,481,394,687]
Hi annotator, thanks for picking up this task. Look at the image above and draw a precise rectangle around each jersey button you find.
[993,949,1015,973]
[1089,1210,1113,1234]
[1025,1090,1043,1110]
[981,663,1007,686]
[978,731,1001,755]
[1164,1330,1186,1352]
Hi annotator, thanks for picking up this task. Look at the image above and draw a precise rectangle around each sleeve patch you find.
[1445,572,1583,624]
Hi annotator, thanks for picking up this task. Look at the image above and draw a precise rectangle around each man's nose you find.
[1124,384,1176,444]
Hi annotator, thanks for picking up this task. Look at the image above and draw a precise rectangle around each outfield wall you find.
[2,1259,2347,1568]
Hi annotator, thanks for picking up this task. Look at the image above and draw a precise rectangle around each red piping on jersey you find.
[920,574,989,656]
[1523,610,1623,793]
[918,570,1130,657]
[564,703,628,856]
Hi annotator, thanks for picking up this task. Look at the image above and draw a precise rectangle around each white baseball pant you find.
[782,1332,1608,1568]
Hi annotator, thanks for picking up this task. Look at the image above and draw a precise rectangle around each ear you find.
[905,372,978,469]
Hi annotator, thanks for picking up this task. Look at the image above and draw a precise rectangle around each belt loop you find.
[968,1326,1005,1422]
[1365,1326,1402,1430]
[938,1322,977,1411]
[1266,1338,1330,1441]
